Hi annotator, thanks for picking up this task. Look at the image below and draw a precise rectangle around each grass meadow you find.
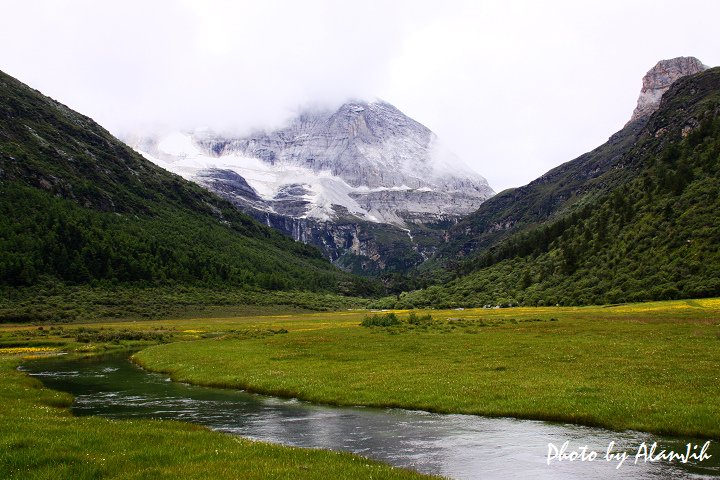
[1,298,719,478]
[131,299,720,439]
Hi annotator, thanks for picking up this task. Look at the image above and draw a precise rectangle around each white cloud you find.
[1,0,719,191]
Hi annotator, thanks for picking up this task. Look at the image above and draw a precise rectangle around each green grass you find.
[0,353,433,479]
[131,298,720,439]
[3,298,718,477]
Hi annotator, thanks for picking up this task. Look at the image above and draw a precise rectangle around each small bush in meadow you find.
[75,328,170,344]
[407,312,433,325]
[361,313,401,327]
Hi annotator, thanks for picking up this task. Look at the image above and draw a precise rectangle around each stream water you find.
[22,352,719,479]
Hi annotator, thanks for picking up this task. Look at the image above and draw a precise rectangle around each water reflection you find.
[23,353,719,479]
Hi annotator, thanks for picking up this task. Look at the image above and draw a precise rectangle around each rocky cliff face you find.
[628,56,707,124]
[128,100,493,274]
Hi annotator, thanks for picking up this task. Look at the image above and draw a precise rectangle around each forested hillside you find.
[0,69,374,303]
[380,68,720,308]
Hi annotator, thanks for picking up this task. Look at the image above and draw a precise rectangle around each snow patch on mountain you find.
[139,133,376,221]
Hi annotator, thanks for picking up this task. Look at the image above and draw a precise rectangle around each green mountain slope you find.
[383,67,720,308]
[0,69,372,299]
[431,119,647,266]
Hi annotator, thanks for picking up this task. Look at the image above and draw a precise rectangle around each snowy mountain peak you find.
[128,100,494,226]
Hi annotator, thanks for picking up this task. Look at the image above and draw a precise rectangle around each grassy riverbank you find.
[2,298,718,478]
[132,298,720,439]
[0,352,432,479]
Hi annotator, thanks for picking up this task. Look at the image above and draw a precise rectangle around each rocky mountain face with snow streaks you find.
[130,100,493,274]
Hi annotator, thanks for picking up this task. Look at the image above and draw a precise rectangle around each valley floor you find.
[1,298,719,478]
[130,299,720,439]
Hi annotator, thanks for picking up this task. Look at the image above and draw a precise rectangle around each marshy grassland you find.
[1,298,719,478]
[131,298,720,439]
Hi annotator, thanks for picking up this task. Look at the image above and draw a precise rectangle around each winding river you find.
[22,352,719,479]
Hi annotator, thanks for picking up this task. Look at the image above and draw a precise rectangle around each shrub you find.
[407,311,433,325]
[361,313,401,327]
[75,328,170,344]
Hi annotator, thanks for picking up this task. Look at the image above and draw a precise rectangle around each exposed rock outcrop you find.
[628,56,707,125]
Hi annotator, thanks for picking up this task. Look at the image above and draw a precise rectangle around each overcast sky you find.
[2,0,719,191]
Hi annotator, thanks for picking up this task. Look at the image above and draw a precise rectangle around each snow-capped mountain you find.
[127,100,494,274]
[132,100,493,226]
